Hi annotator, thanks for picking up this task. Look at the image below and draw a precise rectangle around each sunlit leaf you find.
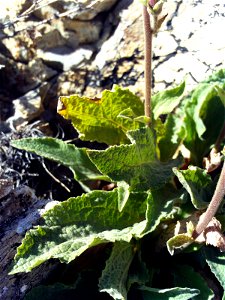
[9,189,147,274]
[11,137,107,182]
[173,167,212,209]
[152,81,185,119]
[138,285,199,299]
[58,85,144,145]
[99,242,134,300]
[88,127,182,191]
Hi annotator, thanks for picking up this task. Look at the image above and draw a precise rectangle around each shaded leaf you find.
[142,185,178,235]
[58,85,144,145]
[157,110,186,162]
[173,167,212,209]
[204,247,225,299]
[173,265,214,300]
[25,283,77,300]
[88,127,182,191]
[99,242,134,300]
[152,81,185,119]
[11,137,106,182]
[183,70,225,164]
[138,286,199,299]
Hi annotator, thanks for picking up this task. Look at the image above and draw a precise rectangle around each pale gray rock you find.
[38,47,93,71]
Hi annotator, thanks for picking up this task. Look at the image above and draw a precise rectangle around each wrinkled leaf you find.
[11,137,106,182]
[173,167,212,209]
[157,109,186,162]
[9,189,148,274]
[142,184,178,235]
[99,242,134,300]
[173,265,214,300]
[117,181,130,212]
[167,234,194,255]
[183,70,225,164]
[204,247,225,299]
[152,81,185,119]
[58,85,144,145]
[138,286,199,299]
[88,127,182,191]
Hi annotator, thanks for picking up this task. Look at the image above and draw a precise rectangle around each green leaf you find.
[58,85,144,145]
[183,72,225,164]
[88,127,182,191]
[24,283,77,300]
[138,286,200,300]
[99,242,134,300]
[117,181,130,212]
[157,109,186,162]
[214,85,225,106]
[142,185,178,235]
[204,247,225,299]
[173,265,214,300]
[9,189,148,274]
[167,234,194,255]
[152,81,185,119]
[11,137,106,182]
[127,250,150,290]
[173,167,212,209]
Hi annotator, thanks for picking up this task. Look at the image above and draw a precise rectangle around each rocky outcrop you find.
[1,0,224,129]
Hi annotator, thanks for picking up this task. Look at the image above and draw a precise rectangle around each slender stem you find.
[214,121,225,152]
[142,5,153,125]
[192,161,225,239]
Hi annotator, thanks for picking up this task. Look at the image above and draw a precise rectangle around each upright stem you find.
[142,5,153,125]
[192,161,225,239]
[214,122,225,152]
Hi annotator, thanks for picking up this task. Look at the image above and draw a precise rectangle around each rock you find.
[35,22,68,51]
[6,85,46,129]
[38,46,93,71]
[1,31,35,63]
[50,0,118,20]
[57,69,87,96]
[63,19,102,44]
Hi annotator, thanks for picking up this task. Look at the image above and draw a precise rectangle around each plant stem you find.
[214,121,225,152]
[142,4,153,125]
[192,161,225,239]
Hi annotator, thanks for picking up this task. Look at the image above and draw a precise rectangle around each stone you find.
[38,47,93,71]
[63,19,102,44]
[1,31,35,62]
[35,22,68,51]
[51,0,118,20]
[6,85,45,129]
[57,69,87,96]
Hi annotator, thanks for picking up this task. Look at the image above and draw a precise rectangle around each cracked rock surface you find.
[0,0,224,129]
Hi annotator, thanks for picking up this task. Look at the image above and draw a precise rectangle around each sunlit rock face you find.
[0,0,224,128]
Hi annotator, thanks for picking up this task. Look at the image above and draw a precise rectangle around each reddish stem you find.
[192,161,225,239]
[142,5,153,125]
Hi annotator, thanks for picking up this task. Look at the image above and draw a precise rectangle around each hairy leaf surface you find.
[138,286,199,299]
[183,70,225,164]
[88,127,182,191]
[9,189,148,274]
[204,247,225,299]
[173,167,212,209]
[11,137,106,181]
[58,85,144,145]
[173,265,214,300]
[152,81,185,119]
[99,242,134,300]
